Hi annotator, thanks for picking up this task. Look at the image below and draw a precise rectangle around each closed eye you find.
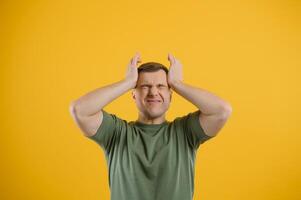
[140,84,167,89]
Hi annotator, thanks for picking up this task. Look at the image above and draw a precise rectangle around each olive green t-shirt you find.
[86,109,215,200]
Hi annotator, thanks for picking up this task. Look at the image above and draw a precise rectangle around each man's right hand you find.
[70,53,143,136]
[125,52,142,88]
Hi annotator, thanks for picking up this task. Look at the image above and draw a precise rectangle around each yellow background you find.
[1,0,300,199]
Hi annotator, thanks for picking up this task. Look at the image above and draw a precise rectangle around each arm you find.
[69,52,142,136]
[70,79,134,117]
[167,53,232,137]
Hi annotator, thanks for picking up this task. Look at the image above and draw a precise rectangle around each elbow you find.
[69,101,78,117]
[220,103,232,118]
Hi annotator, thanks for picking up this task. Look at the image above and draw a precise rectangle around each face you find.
[132,70,172,119]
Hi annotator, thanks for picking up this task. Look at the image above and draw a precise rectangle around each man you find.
[69,52,232,200]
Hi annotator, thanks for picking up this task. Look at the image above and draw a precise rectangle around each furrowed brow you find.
[140,83,167,86]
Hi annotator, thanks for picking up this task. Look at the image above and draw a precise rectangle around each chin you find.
[148,110,166,118]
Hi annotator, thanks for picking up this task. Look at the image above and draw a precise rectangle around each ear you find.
[132,90,136,99]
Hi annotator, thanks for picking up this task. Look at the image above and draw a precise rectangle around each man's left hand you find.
[167,53,183,88]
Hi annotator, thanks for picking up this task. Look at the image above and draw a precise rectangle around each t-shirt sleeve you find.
[85,109,126,153]
[175,110,216,150]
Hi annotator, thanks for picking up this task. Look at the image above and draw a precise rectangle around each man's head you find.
[132,62,172,120]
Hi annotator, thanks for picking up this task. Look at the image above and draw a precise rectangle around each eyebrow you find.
[140,83,167,86]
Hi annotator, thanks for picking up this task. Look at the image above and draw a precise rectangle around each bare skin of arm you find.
[167,53,232,137]
[69,52,142,136]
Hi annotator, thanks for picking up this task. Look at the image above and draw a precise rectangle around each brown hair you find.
[137,62,169,75]
[135,62,170,89]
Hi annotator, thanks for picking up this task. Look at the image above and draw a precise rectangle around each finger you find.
[172,54,176,63]
[133,56,139,66]
[130,57,134,66]
[169,53,175,65]
[137,52,142,62]
[168,53,173,63]
[133,56,137,66]
[137,53,142,63]
[133,52,141,66]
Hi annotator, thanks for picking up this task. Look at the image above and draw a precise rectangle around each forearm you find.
[171,81,232,116]
[71,79,134,116]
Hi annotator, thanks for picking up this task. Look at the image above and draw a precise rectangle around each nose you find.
[148,86,159,96]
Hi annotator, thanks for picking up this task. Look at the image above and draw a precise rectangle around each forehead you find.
[137,70,167,85]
